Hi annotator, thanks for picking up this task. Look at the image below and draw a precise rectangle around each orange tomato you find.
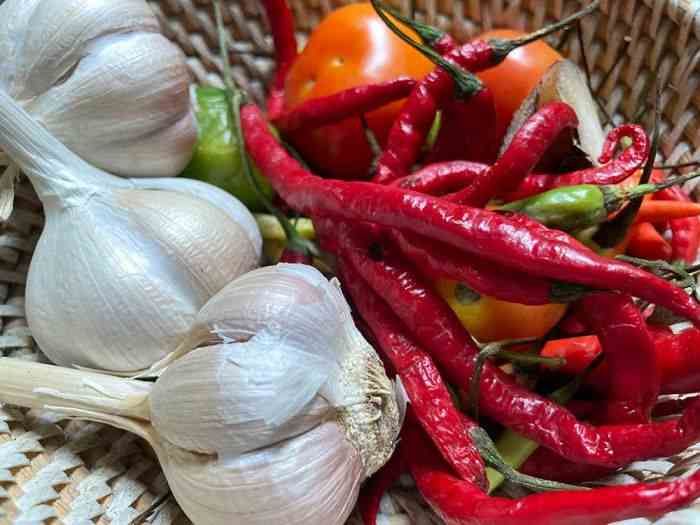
[284,3,434,179]
[436,280,567,343]
[476,29,562,140]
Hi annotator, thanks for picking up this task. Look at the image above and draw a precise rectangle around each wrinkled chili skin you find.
[373,40,494,184]
[402,422,700,525]
[273,78,416,133]
[449,102,579,207]
[505,124,650,201]
[242,104,700,328]
[579,292,660,424]
[391,230,562,305]
[391,160,487,195]
[336,247,487,488]
[261,0,298,120]
[329,218,700,468]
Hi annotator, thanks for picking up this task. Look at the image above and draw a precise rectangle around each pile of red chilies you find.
[253,2,700,524]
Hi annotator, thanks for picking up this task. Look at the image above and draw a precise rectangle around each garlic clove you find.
[160,422,364,525]
[150,344,333,457]
[131,177,263,260]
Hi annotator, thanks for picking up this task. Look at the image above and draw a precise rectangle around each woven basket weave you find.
[1,0,700,523]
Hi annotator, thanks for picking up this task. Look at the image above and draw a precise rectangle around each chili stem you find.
[374,2,446,45]
[490,1,600,59]
[370,0,482,98]
[469,338,539,421]
[486,353,605,493]
[214,0,318,257]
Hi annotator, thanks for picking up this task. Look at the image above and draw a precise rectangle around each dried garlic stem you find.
[0,358,152,420]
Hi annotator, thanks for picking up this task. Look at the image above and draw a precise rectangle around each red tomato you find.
[476,29,562,141]
[284,3,434,179]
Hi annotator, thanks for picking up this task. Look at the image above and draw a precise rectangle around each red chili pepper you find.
[330,218,700,467]
[541,328,700,396]
[426,89,500,165]
[402,420,700,525]
[241,104,700,326]
[519,448,617,484]
[370,2,598,184]
[272,78,416,133]
[391,160,487,195]
[391,230,584,305]
[579,292,660,424]
[336,242,487,488]
[626,222,673,261]
[371,40,491,184]
[261,0,298,120]
[358,451,405,525]
[504,124,650,201]
[449,102,579,207]
[656,181,700,264]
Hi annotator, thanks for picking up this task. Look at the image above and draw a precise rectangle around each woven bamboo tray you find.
[1,0,700,523]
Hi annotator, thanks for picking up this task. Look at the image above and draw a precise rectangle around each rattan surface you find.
[1,0,700,523]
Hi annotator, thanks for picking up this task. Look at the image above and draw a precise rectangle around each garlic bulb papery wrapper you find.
[151,264,400,470]
[131,177,262,260]
[0,0,196,177]
[0,265,401,525]
[0,88,259,373]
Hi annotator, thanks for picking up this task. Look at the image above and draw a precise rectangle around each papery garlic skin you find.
[149,265,400,525]
[0,0,196,177]
[0,89,259,373]
[161,422,364,525]
[131,177,262,260]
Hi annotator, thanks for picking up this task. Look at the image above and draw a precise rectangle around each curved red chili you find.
[402,420,700,525]
[273,78,417,133]
[336,244,487,488]
[331,220,700,467]
[579,292,660,424]
[372,40,493,184]
[448,102,579,207]
[261,0,298,120]
[391,230,584,305]
[391,160,487,195]
[505,124,650,201]
[241,103,700,326]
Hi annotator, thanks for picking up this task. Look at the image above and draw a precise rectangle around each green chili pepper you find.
[499,171,700,232]
[181,86,274,211]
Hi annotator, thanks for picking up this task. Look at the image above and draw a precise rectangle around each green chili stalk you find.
[213,1,318,258]
[499,171,700,232]
[486,354,604,493]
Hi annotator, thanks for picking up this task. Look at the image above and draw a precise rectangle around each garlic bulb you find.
[0,264,401,525]
[0,88,260,373]
[0,0,196,177]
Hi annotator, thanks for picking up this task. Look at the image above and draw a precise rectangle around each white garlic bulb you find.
[0,0,196,177]
[0,88,260,373]
[0,264,401,525]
